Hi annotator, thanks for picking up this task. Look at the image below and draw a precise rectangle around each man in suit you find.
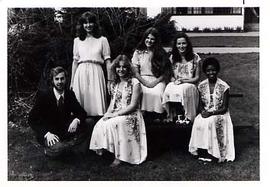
[29,66,89,158]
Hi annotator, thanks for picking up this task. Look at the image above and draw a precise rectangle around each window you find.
[163,7,242,15]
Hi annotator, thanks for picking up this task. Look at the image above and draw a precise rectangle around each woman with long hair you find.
[131,27,172,122]
[70,11,112,117]
[162,32,201,124]
[90,54,147,167]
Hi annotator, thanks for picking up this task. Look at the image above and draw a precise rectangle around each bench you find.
[145,93,244,158]
[146,92,243,127]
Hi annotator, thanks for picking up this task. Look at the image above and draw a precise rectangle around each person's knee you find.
[44,141,66,158]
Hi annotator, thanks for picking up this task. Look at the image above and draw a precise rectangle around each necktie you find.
[58,96,64,112]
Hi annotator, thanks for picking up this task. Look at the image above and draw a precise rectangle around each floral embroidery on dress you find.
[215,116,226,160]
[198,78,230,161]
[112,79,141,143]
[198,82,208,107]
[214,84,226,109]
[126,113,140,143]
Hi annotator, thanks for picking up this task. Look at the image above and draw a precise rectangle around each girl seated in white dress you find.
[131,27,172,122]
[89,55,147,167]
[189,57,235,163]
[162,32,200,124]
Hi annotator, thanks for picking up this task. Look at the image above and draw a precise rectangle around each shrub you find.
[202,27,211,32]
[8,8,177,93]
[236,26,243,32]
[224,27,235,32]
[192,27,200,32]
[181,27,187,32]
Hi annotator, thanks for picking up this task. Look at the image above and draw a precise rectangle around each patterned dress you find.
[89,78,147,164]
[72,36,110,116]
[162,54,200,122]
[189,78,235,162]
[131,50,166,113]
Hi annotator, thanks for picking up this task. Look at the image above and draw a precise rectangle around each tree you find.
[8,8,177,94]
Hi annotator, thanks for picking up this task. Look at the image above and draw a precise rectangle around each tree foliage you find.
[8,8,177,94]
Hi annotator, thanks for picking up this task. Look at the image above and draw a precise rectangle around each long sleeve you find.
[28,91,50,138]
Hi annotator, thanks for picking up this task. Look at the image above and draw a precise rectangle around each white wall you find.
[171,15,244,31]
[147,7,161,18]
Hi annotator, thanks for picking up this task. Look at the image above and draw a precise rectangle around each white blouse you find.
[73,36,111,63]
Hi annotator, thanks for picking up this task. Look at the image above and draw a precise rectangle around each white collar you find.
[53,88,64,101]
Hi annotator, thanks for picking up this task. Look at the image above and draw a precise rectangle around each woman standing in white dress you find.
[131,27,172,122]
[70,12,112,116]
[90,55,147,167]
[189,57,235,163]
[163,32,200,124]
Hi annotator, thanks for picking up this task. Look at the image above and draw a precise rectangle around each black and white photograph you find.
[1,0,266,184]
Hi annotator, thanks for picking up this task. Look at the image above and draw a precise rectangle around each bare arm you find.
[132,65,163,88]
[105,58,113,80]
[180,61,201,84]
[103,82,142,120]
[201,89,230,118]
[114,82,141,116]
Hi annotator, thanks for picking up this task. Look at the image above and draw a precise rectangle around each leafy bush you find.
[202,27,211,32]
[8,8,177,93]
[192,27,200,32]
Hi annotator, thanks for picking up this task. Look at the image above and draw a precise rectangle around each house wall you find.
[171,14,244,31]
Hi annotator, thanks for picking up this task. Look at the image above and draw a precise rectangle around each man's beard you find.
[54,83,65,92]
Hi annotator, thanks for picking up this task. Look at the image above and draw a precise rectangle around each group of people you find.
[28,11,235,167]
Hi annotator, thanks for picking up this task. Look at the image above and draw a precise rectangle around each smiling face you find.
[144,34,156,49]
[205,64,218,82]
[176,37,188,54]
[53,72,66,93]
[116,61,129,78]
[83,21,95,33]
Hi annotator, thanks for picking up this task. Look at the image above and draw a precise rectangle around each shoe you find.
[183,118,191,125]
[153,118,161,124]
[163,118,172,124]
[95,149,103,156]
[198,157,212,162]
[110,158,121,167]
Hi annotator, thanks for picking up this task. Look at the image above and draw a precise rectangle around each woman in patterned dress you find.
[162,32,200,124]
[131,27,172,122]
[70,12,112,117]
[89,55,147,167]
[189,57,235,163]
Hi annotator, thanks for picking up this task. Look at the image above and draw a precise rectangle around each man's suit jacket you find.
[28,88,87,144]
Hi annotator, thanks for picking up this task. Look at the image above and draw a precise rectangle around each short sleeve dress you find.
[189,78,235,162]
[72,36,111,116]
[89,78,147,165]
[162,53,200,122]
[131,49,166,114]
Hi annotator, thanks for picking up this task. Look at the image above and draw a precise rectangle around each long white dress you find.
[189,78,235,162]
[72,36,111,116]
[131,50,166,113]
[89,78,147,164]
[162,54,200,122]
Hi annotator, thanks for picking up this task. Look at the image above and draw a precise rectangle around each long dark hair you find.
[171,32,194,63]
[136,27,172,81]
[111,54,133,84]
[76,11,101,40]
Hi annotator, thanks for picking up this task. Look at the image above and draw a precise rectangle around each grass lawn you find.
[190,36,259,47]
[8,122,259,181]
[199,53,259,128]
[8,52,259,180]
